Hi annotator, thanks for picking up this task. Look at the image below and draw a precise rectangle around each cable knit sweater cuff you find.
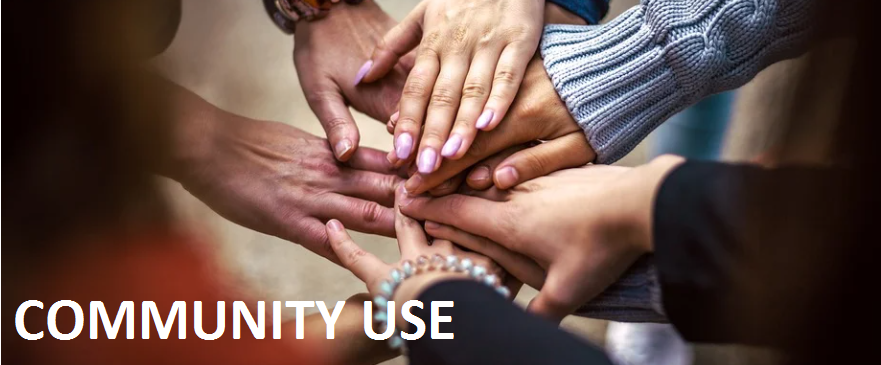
[541,0,812,163]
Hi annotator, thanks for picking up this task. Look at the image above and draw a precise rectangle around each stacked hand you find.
[294,0,414,161]
[399,156,685,321]
[359,0,546,174]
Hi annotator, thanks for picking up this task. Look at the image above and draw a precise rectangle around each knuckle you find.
[360,201,386,223]
[521,150,549,175]
[429,88,458,108]
[323,117,351,132]
[420,129,447,145]
[494,69,518,84]
[345,246,367,266]
[461,82,488,100]
[441,196,466,214]
[501,26,530,40]
[403,78,430,99]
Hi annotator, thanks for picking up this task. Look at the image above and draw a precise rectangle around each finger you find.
[404,119,534,194]
[399,193,508,244]
[428,171,465,197]
[395,185,430,257]
[281,218,341,265]
[480,44,534,131]
[358,2,426,84]
[325,219,388,284]
[336,169,401,207]
[493,134,593,189]
[393,48,441,162]
[444,48,503,160]
[466,144,529,190]
[528,250,632,322]
[307,88,360,161]
[346,146,395,173]
[419,55,470,174]
[314,194,395,237]
[425,221,545,289]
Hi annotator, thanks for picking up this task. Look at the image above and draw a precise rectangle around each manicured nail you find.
[334,139,353,159]
[395,133,413,159]
[468,166,491,182]
[424,221,441,230]
[495,166,519,188]
[390,111,400,123]
[441,134,463,158]
[476,110,494,129]
[353,60,373,85]
[327,219,343,232]
[404,174,423,194]
[418,148,437,174]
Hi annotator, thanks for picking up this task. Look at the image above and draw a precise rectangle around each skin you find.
[157,76,403,264]
[358,0,547,174]
[294,0,415,161]
[399,155,686,321]
[390,56,597,195]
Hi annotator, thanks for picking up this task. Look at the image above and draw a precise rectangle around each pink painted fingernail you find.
[395,133,413,159]
[441,134,463,157]
[327,219,343,232]
[468,166,491,182]
[353,60,373,85]
[495,166,519,188]
[418,148,437,174]
[476,110,494,129]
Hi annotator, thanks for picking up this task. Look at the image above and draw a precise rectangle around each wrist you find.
[391,271,468,330]
[629,155,686,253]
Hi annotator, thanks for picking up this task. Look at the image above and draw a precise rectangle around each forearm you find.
[654,160,853,346]
[403,279,614,365]
[541,0,814,163]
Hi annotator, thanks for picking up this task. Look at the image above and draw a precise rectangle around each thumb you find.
[307,88,360,161]
[359,3,425,84]
[527,256,596,323]
[493,133,595,189]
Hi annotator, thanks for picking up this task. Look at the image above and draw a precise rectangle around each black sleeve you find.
[653,160,854,347]
[407,280,613,365]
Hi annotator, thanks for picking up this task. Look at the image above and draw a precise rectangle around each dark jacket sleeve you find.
[408,280,613,365]
[653,160,854,347]
[546,0,609,24]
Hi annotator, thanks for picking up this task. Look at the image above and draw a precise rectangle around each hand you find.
[399,156,686,320]
[392,56,597,195]
[169,106,402,264]
[324,186,508,326]
[294,0,414,161]
[359,0,546,174]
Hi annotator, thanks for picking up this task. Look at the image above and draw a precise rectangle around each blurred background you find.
[149,1,807,364]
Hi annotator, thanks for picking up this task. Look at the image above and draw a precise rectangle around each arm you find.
[399,278,615,365]
[653,160,853,346]
[541,0,814,163]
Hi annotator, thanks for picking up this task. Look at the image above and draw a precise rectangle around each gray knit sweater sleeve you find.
[541,0,813,163]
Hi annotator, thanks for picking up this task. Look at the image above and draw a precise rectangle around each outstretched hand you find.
[295,0,414,161]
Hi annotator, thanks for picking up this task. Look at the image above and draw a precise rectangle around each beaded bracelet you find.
[371,254,511,351]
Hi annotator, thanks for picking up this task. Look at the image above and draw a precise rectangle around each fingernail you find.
[327,219,343,232]
[353,60,373,85]
[390,111,400,123]
[386,150,397,165]
[424,221,440,230]
[495,166,519,188]
[334,139,353,159]
[404,174,423,194]
[418,148,437,174]
[468,166,491,182]
[476,110,494,129]
[441,134,463,158]
[395,133,413,159]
